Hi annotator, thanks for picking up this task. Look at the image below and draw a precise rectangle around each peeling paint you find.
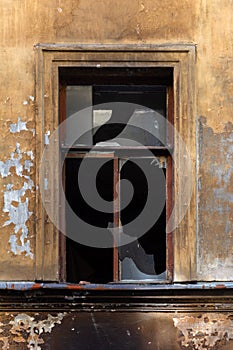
[3,97,10,104]
[3,181,33,259]
[24,160,33,173]
[10,117,28,133]
[139,2,145,12]
[44,131,50,145]
[0,143,23,178]
[22,95,35,106]
[30,128,36,137]
[0,336,9,350]
[44,178,48,190]
[26,150,34,160]
[0,0,232,287]
[136,23,140,35]
[0,144,34,180]
[10,118,35,136]
[0,312,66,350]
[1,141,35,258]
[173,313,233,349]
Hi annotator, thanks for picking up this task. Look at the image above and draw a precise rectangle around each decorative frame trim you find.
[35,44,196,282]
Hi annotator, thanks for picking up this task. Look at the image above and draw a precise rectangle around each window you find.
[59,67,173,283]
[36,45,196,283]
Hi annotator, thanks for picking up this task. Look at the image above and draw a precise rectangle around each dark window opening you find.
[59,66,173,284]
[119,159,166,281]
[93,85,166,146]
[65,157,166,284]
[65,158,114,283]
[64,85,167,147]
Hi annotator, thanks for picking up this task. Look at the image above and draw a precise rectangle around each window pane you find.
[65,86,93,146]
[65,85,167,147]
[119,158,166,281]
[65,158,114,283]
[93,85,166,147]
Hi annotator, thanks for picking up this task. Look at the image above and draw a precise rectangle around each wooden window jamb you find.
[35,44,196,283]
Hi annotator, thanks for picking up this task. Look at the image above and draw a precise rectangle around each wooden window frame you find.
[35,44,196,283]
[60,79,172,283]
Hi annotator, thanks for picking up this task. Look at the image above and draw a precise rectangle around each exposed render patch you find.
[1,141,34,258]
[173,313,233,349]
[198,119,233,278]
[10,117,28,133]
[3,97,10,104]
[10,117,35,136]
[22,96,35,106]
[0,143,23,178]
[44,130,50,145]
[0,312,66,349]
[3,184,33,259]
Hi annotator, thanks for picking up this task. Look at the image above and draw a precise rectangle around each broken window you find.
[36,45,196,283]
[59,67,173,283]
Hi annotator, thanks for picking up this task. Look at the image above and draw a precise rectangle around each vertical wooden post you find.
[113,157,120,282]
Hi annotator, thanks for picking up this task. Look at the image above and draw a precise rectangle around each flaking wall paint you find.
[0,0,232,281]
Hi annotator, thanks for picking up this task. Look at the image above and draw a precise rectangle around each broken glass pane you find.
[93,85,166,146]
[65,86,93,146]
[119,158,166,281]
[65,85,167,147]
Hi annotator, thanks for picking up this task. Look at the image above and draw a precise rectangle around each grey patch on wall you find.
[197,118,233,279]
[173,313,233,349]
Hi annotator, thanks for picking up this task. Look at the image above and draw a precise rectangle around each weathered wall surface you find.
[0,0,232,281]
[195,1,233,280]
[1,310,233,350]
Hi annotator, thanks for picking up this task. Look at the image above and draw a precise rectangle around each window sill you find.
[0,281,233,291]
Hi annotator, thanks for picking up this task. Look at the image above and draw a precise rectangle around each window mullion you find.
[113,157,120,282]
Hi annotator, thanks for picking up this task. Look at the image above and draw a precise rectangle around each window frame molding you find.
[35,44,196,283]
